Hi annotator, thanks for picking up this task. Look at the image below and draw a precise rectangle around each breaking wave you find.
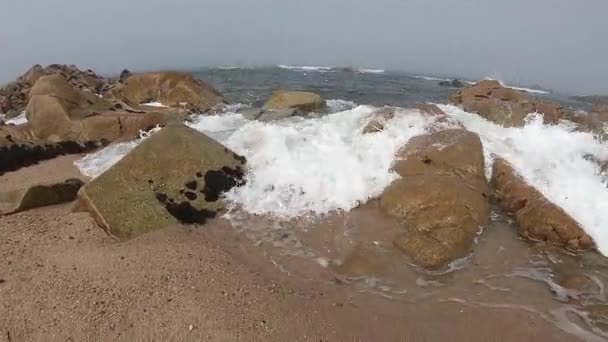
[75,104,608,254]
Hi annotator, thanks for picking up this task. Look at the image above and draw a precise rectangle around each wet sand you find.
[1,157,606,341]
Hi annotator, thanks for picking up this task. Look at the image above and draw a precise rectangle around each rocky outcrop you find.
[0,64,109,116]
[74,124,247,240]
[449,81,607,137]
[112,72,224,112]
[491,157,594,251]
[0,178,84,214]
[25,75,175,142]
[380,129,490,269]
[263,90,325,112]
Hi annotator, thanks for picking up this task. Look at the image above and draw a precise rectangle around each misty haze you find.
[2,1,608,341]
[2,0,608,94]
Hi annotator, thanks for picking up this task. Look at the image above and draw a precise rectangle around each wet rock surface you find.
[380,129,489,269]
[491,157,594,251]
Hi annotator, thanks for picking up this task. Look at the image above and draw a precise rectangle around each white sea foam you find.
[217,106,436,218]
[277,65,334,73]
[483,77,551,95]
[413,74,551,94]
[438,104,608,255]
[75,102,608,255]
[4,111,28,125]
[141,101,168,108]
[75,126,162,178]
[358,68,385,74]
[326,99,358,113]
[413,75,454,82]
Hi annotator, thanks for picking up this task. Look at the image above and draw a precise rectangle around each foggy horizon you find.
[2,0,607,95]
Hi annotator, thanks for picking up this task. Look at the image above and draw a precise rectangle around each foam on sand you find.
[75,126,162,178]
[439,104,608,255]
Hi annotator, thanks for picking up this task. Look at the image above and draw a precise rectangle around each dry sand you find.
[0,157,598,341]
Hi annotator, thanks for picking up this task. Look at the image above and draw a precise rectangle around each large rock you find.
[75,124,247,240]
[491,158,594,251]
[116,72,224,112]
[380,129,489,269]
[439,79,465,88]
[263,90,325,112]
[0,178,84,214]
[25,75,172,142]
[449,80,571,127]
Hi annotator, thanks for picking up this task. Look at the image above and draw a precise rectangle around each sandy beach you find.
[0,156,590,341]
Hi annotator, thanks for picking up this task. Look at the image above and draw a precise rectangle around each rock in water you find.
[438,79,465,88]
[491,157,594,251]
[380,129,490,269]
[263,90,325,112]
[116,72,224,112]
[0,178,84,214]
[75,124,246,240]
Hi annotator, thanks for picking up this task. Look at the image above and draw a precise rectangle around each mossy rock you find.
[75,124,246,240]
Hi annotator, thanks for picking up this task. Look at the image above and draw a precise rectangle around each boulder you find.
[74,124,247,240]
[439,79,465,88]
[491,157,593,251]
[77,111,178,142]
[0,178,84,214]
[116,72,224,112]
[119,69,133,83]
[263,90,325,112]
[449,80,572,127]
[380,129,489,269]
[28,74,112,120]
[25,76,171,142]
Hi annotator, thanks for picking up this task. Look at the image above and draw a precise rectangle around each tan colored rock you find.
[28,74,112,120]
[117,72,224,112]
[77,111,175,142]
[491,157,593,251]
[415,103,445,116]
[25,95,76,141]
[380,129,489,269]
[263,90,325,112]
[362,107,396,134]
[75,124,246,240]
[0,178,84,214]
[449,80,571,127]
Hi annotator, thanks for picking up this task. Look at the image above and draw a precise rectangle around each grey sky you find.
[1,0,606,94]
